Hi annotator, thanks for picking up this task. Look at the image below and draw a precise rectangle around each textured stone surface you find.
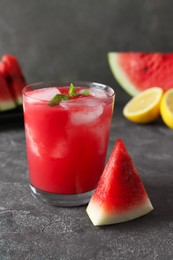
[0,112,173,260]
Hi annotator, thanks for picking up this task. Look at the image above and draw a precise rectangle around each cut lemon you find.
[123,87,163,123]
[160,88,173,129]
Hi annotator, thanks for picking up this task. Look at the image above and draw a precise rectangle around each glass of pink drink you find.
[23,81,115,206]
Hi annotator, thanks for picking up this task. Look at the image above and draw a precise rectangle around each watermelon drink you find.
[23,81,115,206]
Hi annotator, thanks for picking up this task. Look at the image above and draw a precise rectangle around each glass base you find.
[30,185,94,207]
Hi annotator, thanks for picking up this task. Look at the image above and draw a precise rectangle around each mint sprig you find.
[48,83,90,106]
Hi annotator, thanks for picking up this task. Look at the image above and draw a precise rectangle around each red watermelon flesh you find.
[1,54,26,105]
[108,52,173,96]
[0,74,16,111]
[86,139,153,226]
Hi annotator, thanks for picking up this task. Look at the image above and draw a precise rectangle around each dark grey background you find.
[1,0,173,106]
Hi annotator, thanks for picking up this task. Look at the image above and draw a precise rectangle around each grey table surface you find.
[0,109,173,260]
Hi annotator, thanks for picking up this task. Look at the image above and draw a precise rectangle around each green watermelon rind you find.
[0,100,16,111]
[0,95,22,111]
[16,96,23,106]
[108,52,140,96]
[86,197,153,226]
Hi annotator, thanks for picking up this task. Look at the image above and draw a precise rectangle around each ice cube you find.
[90,88,107,99]
[26,87,61,101]
[70,99,103,125]
[25,124,40,157]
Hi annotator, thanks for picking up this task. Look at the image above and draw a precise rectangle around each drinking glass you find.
[23,81,115,206]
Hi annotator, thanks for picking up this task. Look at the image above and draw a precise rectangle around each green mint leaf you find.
[69,83,76,96]
[48,94,70,106]
[69,83,81,97]
[81,89,90,95]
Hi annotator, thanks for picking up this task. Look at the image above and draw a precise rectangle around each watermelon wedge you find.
[108,52,173,96]
[86,139,153,226]
[1,54,26,105]
[0,74,16,111]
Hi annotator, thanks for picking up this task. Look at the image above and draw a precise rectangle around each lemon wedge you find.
[123,87,163,123]
[160,88,173,129]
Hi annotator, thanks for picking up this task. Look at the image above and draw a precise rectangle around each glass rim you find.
[22,80,115,105]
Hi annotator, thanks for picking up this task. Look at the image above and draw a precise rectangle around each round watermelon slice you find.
[86,139,153,226]
[108,52,173,96]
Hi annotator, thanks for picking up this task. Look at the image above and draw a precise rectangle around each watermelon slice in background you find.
[0,74,16,111]
[1,54,26,105]
[86,139,153,226]
[108,52,173,96]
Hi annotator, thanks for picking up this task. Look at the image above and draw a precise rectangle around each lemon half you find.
[123,87,163,123]
[160,88,173,129]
